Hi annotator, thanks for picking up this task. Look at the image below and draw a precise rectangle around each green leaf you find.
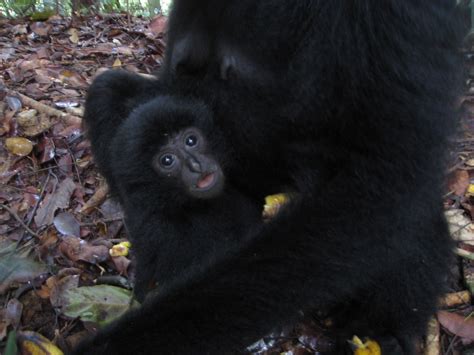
[0,241,46,293]
[62,285,140,326]
[5,330,18,355]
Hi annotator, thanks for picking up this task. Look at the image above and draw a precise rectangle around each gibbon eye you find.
[185,134,198,147]
[160,154,176,167]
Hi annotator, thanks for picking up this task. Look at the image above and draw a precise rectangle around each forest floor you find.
[0,14,474,355]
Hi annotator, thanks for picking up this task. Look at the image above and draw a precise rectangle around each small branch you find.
[439,290,472,308]
[80,217,124,227]
[79,183,109,214]
[0,204,40,238]
[3,88,82,126]
[66,143,83,187]
[18,172,51,244]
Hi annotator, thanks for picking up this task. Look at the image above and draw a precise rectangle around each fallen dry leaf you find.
[5,137,34,156]
[49,274,80,309]
[16,109,38,127]
[53,212,81,237]
[0,241,46,294]
[34,178,76,227]
[448,170,470,196]
[445,209,474,244]
[149,15,167,35]
[30,22,51,37]
[111,255,131,275]
[438,310,474,343]
[0,299,23,341]
[68,28,79,44]
[59,236,109,264]
[22,114,53,137]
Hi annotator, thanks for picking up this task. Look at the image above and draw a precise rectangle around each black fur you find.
[84,82,262,301]
[75,1,463,354]
[83,71,162,199]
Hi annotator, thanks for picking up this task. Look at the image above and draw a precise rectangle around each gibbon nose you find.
[186,156,202,173]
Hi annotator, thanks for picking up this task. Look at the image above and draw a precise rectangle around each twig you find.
[444,334,458,355]
[20,163,76,177]
[79,183,109,214]
[80,216,124,226]
[18,172,51,244]
[33,170,59,232]
[3,88,82,125]
[0,204,40,238]
[66,143,82,187]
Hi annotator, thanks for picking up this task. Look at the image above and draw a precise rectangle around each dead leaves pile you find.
[0,13,167,353]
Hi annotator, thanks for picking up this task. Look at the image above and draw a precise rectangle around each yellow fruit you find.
[351,336,381,355]
[262,193,290,220]
[5,137,34,156]
[109,241,132,257]
[18,331,64,355]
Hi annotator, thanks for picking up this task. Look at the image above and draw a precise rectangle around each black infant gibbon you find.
[83,76,263,302]
[75,1,463,354]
